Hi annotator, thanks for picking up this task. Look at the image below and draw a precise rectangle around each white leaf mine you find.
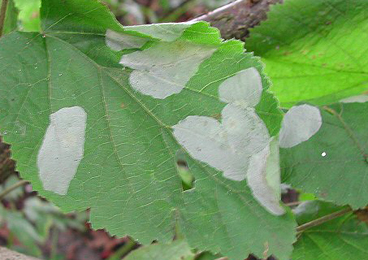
[279,104,322,148]
[173,104,270,181]
[218,67,263,108]
[37,106,87,195]
[105,29,148,51]
[124,22,195,41]
[247,138,285,215]
[173,67,285,215]
[120,41,216,99]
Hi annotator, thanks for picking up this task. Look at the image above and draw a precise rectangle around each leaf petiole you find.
[296,207,352,233]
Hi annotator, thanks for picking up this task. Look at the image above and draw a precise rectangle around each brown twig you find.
[192,0,283,41]
[0,0,9,38]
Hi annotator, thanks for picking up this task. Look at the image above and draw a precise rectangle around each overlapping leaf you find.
[245,0,368,107]
[0,0,296,259]
[293,201,368,260]
[281,102,368,208]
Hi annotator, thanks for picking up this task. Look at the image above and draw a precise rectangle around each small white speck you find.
[321,152,327,157]
[59,73,63,76]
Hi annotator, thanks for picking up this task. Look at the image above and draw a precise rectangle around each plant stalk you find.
[0,179,28,201]
[296,207,352,233]
[0,0,9,38]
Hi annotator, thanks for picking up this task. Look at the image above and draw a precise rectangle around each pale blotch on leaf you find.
[120,41,216,99]
[218,67,263,108]
[105,29,148,51]
[124,22,195,41]
[247,137,285,215]
[173,67,285,215]
[340,95,368,103]
[37,106,87,195]
[173,104,270,181]
[279,104,322,148]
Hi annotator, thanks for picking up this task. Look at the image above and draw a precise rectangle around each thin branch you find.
[0,0,9,38]
[296,208,352,233]
[192,0,283,41]
[0,179,28,201]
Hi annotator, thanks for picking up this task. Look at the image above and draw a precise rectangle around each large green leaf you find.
[281,102,368,209]
[293,201,368,260]
[0,0,296,259]
[245,0,368,107]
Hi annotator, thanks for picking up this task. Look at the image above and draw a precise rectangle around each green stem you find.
[0,180,28,201]
[296,207,352,233]
[0,0,9,38]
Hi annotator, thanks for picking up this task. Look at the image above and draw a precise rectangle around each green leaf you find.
[0,0,296,259]
[41,0,121,33]
[293,201,368,260]
[3,0,19,35]
[245,0,368,107]
[124,240,194,260]
[281,102,368,209]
